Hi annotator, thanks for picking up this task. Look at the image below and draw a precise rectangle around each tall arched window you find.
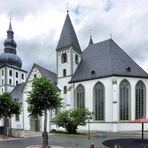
[120,80,130,120]
[61,53,67,63]
[75,54,79,64]
[135,81,146,119]
[9,70,12,76]
[76,85,85,108]
[94,82,104,120]
[16,72,18,78]
[64,86,67,94]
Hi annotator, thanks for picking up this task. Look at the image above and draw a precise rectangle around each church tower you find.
[56,12,81,108]
[0,20,27,93]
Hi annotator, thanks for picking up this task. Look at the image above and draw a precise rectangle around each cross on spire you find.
[89,29,92,38]
[9,12,13,21]
[66,2,69,13]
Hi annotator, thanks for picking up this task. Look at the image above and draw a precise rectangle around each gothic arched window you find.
[135,81,146,119]
[61,53,67,63]
[120,80,130,120]
[76,84,85,108]
[94,82,104,120]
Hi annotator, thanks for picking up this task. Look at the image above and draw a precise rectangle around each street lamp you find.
[87,112,92,140]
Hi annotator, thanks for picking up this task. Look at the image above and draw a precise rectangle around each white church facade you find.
[0,12,148,135]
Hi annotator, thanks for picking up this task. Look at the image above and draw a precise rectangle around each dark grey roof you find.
[11,82,25,101]
[56,13,81,53]
[0,53,22,68]
[70,39,148,82]
[34,64,57,83]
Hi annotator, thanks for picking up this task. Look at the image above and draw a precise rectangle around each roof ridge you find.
[34,63,56,75]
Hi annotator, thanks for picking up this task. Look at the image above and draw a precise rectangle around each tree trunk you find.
[4,118,9,137]
[42,109,48,148]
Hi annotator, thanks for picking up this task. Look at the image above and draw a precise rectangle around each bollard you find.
[89,143,95,148]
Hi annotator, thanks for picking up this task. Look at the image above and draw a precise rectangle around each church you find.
[0,11,148,135]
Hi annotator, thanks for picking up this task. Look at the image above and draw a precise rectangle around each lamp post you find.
[88,117,90,140]
[87,112,92,140]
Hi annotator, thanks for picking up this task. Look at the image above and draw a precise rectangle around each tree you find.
[27,77,62,148]
[53,108,91,134]
[0,93,20,136]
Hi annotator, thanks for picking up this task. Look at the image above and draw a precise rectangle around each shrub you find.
[53,108,91,134]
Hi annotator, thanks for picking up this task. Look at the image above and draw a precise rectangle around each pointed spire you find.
[0,15,22,69]
[8,20,13,33]
[4,19,17,54]
[88,35,93,46]
[56,13,81,53]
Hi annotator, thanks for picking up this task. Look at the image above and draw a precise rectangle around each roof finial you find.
[88,29,93,46]
[89,29,92,38]
[9,12,13,22]
[110,33,112,39]
[66,2,69,13]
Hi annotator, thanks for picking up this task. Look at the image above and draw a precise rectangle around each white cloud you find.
[0,0,147,73]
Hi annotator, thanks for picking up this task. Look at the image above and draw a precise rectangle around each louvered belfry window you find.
[61,53,67,63]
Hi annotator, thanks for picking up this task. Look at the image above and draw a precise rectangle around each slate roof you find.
[56,13,81,53]
[34,64,57,83]
[70,39,148,82]
[11,82,25,101]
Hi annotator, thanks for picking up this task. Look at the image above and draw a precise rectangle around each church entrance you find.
[30,117,41,131]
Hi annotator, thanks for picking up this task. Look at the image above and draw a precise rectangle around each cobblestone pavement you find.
[0,133,148,148]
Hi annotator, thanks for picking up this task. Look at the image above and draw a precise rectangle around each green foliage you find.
[27,76,62,118]
[0,93,20,119]
[53,108,91,134]
[27,77,62,147]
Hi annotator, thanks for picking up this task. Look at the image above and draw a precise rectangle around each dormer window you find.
[91,70,96,75]
[61,53,67,63]
[126,67,131,72]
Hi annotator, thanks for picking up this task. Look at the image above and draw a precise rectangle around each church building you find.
[0,11,148,135]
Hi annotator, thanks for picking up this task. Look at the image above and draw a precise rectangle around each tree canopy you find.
[27,76,62,118]
[0,92,20,119]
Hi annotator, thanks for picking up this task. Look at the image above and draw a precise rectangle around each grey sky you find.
[0,0,148,73]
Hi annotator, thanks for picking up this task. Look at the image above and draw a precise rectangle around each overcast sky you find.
[0,0,148,73]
